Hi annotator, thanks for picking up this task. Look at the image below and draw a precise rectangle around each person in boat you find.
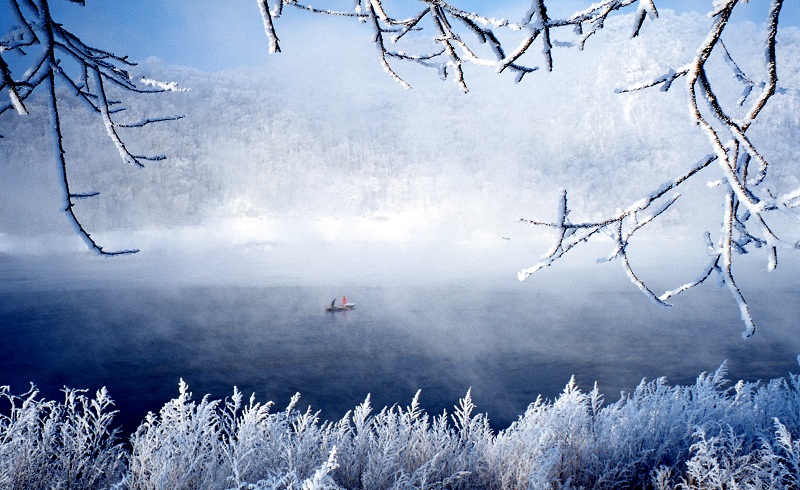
[342,295,347,306]
[331,299,336,309]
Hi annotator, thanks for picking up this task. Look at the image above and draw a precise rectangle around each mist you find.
[2,9,800,440]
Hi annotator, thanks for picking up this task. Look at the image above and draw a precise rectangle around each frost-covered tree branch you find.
[1,0,185,255]
[529,0,795,337]
[257,0,658,92]
[582,0,790,338]
[261,0,798,337]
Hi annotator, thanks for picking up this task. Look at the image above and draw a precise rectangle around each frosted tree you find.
[259,0,796,337]
[0,0,184,254]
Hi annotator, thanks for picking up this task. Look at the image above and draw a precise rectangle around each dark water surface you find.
[2,252,800,436]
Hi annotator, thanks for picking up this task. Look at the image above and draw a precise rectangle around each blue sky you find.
[47,1,799,72]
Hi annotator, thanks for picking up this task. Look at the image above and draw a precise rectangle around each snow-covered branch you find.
[1,0,185,254]
[258,0,658,92]
[521,0,792,337]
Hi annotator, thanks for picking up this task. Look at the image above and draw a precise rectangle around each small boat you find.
[326,303,355,312]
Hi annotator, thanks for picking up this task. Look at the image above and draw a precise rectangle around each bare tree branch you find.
[2,0,186,254]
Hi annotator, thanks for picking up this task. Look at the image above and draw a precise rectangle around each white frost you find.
[139,77,189,92]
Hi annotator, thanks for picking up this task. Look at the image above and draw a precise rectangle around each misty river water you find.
[3,244,800,437]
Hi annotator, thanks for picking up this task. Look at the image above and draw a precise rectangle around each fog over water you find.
[2,236,800,435]
[2,10,800,434]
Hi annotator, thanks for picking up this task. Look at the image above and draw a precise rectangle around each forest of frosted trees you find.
[3,15,799,234]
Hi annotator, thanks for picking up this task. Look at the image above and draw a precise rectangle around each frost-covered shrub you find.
[0,385,125,489]
[4,363,800,488]
[330,390,481,489]
[487,378,595,489]
[127,379,228,488]
[477,363,800,489]
[127,382,339,489]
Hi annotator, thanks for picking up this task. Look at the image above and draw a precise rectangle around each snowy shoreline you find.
[3,362,800,488]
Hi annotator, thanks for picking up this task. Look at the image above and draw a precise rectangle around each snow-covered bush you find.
[127,379,228,488]
[4,363,800,488]
[0,385,125,489]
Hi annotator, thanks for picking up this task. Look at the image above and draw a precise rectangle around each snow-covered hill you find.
[1,11,798,245]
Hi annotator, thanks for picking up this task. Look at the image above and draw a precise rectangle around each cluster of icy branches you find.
[3,363,800,489]
[261,0,800,336]
[259,0,661,93]
[516,0,798,339]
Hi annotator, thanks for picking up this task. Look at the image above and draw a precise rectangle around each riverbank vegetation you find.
[3,363,800,489]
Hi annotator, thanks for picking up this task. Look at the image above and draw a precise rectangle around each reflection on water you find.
[2,273,800,436]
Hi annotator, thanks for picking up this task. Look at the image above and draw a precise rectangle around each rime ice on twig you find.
[518,187,679,308]
[260,0,657,90]
[118,115,185,128]
[257,0,282,54]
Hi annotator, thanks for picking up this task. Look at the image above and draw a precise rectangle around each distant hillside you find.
[1,11,798,236]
